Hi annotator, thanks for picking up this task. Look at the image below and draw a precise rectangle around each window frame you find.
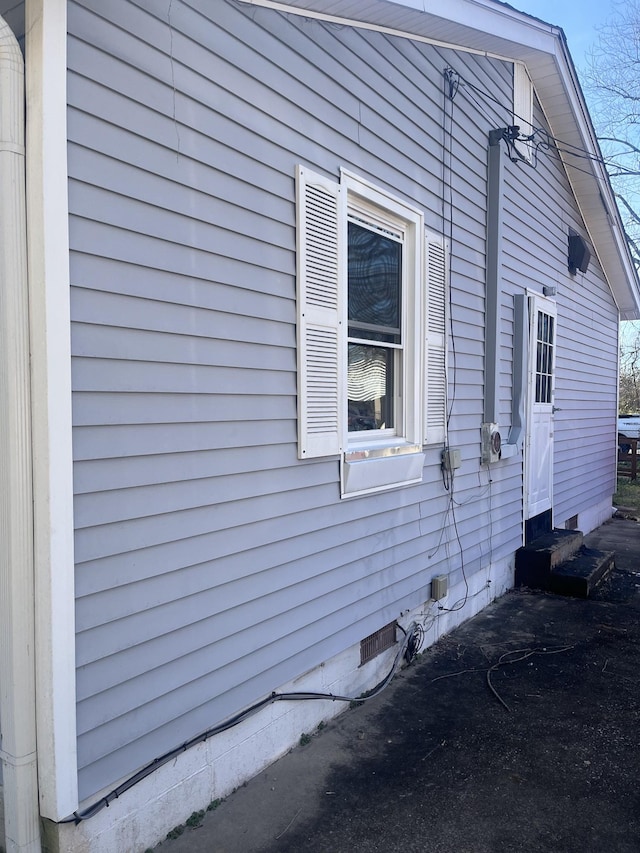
[342,171,423,457]
[296,165,448,498]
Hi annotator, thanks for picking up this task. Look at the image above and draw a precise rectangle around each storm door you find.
[524,294,556,541]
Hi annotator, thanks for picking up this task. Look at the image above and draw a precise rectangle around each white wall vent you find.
[360,621,397,665]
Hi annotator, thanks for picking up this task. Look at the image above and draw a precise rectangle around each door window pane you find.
[535,311,554,404]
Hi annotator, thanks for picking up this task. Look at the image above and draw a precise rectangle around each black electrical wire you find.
[437,492,469,613]
[541,140,636,185]
[453,67,636,179]
[434,64,471,611]
[441,446,452,491]
[449,63,638,262]
[531,127,640,177]
[60,620,420,825]
[404,622,424,662]
[436,581,490,616]
[449,68,581,162]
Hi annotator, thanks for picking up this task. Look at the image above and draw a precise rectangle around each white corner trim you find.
[26,0,78,820]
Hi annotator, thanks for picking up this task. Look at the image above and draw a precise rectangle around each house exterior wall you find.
[0,0,623,849]
[64,0,620,811]
[500,106,619,525]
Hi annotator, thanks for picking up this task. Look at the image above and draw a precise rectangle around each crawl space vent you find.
[360,621,397,665]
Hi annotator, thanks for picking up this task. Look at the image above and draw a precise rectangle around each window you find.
[513,63,534,161]
[347,209,404,438]
[348,220,401,434]
[534,310,555,404]
[296,165,447,497]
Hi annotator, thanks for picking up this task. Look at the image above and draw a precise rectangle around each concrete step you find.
[549,547,616,598]
[515,529,615,598]
[515,529,584,589]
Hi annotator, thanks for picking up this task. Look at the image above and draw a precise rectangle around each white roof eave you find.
[242,0,640,318]
[527,36,640,319]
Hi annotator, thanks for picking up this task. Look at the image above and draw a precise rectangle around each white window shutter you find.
[296,165,345,459]
[424,231,448,446]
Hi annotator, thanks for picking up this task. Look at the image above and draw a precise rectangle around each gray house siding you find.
[499,102,619,523]
[554,275,618,521]
[67,0,618,801]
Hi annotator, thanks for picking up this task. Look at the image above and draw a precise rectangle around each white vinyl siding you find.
[67,0,514,796]
[66,0,620,804]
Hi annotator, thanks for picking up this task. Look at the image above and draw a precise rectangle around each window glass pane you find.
[348,343,394,431]
[534,309,554,403]
[348,221,401,344]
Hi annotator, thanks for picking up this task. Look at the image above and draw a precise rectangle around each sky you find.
[511,0,618,69]
[515,1,640,345]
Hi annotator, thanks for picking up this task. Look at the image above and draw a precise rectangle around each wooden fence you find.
[618,437,639,481]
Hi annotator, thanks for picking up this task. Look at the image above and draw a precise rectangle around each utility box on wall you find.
[441,447,462,471]
[431,575,448,600]
[481,422,502,464]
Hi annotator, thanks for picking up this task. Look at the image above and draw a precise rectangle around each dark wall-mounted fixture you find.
[568,232,590,275]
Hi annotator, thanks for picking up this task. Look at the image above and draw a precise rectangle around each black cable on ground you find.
[61,621,420,825]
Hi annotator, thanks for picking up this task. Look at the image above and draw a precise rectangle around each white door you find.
[525,294,556,522]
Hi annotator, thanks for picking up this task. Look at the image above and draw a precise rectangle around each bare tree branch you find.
[584,1,640,279]
[599,137,640,156]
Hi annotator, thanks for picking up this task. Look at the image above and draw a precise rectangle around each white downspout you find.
[0,16,42,853]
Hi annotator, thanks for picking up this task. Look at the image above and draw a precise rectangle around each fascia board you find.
[388,0,560,50]
[535,40,640,318]
[250,0,562,54]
